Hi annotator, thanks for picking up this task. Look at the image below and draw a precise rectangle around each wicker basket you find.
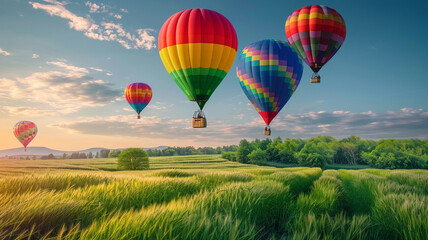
[310,76,321,83]
[264,126,271,135]
[192,117,207,128]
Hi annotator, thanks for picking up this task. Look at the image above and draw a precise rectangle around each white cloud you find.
[0,48,11,56]
[90,67,103,72]
[3,106,58,116]
[106,73,112,76]
[57,109,428,144]
[148,105,166,110]
[120,8,128,13]
[30,0,156,50]
[0,60,121,114]
[32,53,40,58]
[85,1,100,13]
[113,14,122,19]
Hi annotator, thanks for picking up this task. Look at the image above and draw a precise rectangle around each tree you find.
[78,153,87,159]
[248,148,268,165]
[108,150,122,158]
[88,152,93,159]
[32,156,36,160]
[70,152,79,159]
[236,139,254,163]
[299,153,327,168]
[62,153,67,159]
[117,148,149,170]
[95,152,99,158]
[99,149,110,158]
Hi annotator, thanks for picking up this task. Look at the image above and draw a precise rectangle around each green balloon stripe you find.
[169,68,227,109]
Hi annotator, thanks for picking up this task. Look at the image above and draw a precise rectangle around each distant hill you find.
[0,146,170,157]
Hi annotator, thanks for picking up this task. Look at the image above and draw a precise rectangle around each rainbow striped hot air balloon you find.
[124,83,152,119]
[13,121,38,151]
[237,40,303,135]
[285,5,346,83]
[158,8,238,128]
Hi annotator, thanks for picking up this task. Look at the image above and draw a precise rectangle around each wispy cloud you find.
[2,106,58,116]
[0,60,121,114]
[90,67,103,72]
[56,109,428,145]
[0,48,11,56]
[30,0,156,50]
[32,53,40,58]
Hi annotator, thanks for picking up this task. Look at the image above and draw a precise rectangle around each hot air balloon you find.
[285,5,346,83]
[124,83,152,119]
[237,40,303,135]
[158,8,238,128]
[13,121,38,151]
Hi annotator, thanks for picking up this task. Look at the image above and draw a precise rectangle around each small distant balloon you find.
[124,83,152,119]
[13,121,38,151]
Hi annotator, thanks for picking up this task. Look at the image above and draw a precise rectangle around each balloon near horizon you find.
[158,8,238,128]
[124,83,153,119]
[237,39,303,136]
[13,121,38,151]
[285,5,346,83]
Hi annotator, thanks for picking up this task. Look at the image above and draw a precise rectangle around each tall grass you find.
[293,170,344,215]
[262,168,322,196]
[289,212,371,240]
[0,174,110,194]
[0,156,426,240]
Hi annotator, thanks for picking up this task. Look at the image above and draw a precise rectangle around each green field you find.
[0,155,427,239]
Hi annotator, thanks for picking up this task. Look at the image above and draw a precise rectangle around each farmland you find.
[0,155,427,239]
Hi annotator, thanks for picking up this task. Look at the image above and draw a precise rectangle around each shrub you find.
[298,153,327,168]
[117,148,149,170]
[221,152,237,161]
[248,148,268,165]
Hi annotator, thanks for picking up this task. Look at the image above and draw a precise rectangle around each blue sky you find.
[0,0,427,150]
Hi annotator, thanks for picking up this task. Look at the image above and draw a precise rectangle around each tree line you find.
[222,136,428,169]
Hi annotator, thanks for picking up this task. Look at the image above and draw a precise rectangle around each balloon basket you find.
[264,126,271,136]
[310,73,320,83]
[192,110,207,128]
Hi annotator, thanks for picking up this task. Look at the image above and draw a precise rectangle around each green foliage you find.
[236,139,254,163]
[117,148,149,170]
[221,151,237,161]
[365,143,427,169]
[108,150,121,158]
[248,148,268,164]
[298,153,327,168]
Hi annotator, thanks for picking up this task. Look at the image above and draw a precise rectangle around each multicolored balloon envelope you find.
[285,5,346,83]
[13,121,38,151]
[124,83,152,119]
[236,39,303,135]
[158,8,238,111]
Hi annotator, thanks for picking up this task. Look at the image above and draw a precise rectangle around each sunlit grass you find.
[0,156,426,239]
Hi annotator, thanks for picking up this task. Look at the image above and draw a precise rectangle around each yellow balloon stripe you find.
[159,43,237,73]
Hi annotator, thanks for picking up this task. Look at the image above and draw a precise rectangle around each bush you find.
[117,148,149,170]
[248,148,268,165]
[221,152,237,161]
[298,153,327,168]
